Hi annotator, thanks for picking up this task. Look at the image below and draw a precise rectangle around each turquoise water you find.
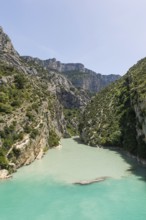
[0,138,146,220]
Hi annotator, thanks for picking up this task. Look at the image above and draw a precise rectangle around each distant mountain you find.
[79,58,146,160]
[62,71,120,93]
[22,56,121,93]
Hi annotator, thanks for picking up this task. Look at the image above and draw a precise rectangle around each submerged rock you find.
[73,176,109,185]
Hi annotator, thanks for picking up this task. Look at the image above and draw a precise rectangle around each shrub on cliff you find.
[48,130,60,147]
[79,57,146,159]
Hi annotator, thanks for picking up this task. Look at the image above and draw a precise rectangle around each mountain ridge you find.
[22,56,121,93]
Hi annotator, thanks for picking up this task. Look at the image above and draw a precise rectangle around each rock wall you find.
[22,56,121,93]
[79,58,146,159]
[0,26,88,178]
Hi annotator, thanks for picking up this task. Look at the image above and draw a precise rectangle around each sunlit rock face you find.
[22,56,121,93]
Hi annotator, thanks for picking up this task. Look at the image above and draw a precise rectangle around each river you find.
[0,138,146,220]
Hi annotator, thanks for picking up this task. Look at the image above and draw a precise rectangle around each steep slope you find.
[0,64,64,175]
[62,71,120,93]
[0,27,19,59]
[0,26,28,74]
[79,58,146,159]
[0,27,89,178]
[21,57,89,137]
[22,56,121,94]
[21,57,89,109]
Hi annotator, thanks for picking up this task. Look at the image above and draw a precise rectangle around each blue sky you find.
[1,0,146,75]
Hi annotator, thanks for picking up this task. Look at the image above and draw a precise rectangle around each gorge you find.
[0,25,146,220]
[0,26,146,177]
[0,26,120,178]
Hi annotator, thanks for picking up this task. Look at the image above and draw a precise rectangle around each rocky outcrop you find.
[48,72,88,108]
[22,56,121,93]
[0,169,12,179]
[0,26,19,57]
[0,27,30,74]
[22,56,86,72]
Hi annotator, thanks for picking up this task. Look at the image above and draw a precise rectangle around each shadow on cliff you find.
[73,137,146,182]
[73,137,83,144]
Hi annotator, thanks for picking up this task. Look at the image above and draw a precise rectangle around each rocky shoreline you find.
[1,140,146,180]
[126,152,146,167]
[0,169,12,180]
[0,143,63,180]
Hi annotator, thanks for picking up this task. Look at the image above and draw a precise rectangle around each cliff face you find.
[21,57,89,109]
[0,26,26,74]
[79,58,146,159]
[0,63,65,176]
[21,56,86,72]
[0,27,19,57]
[0,27,89,178]
[22,56,121,94]
[62,71,120,93]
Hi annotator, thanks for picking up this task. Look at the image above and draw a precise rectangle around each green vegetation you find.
[79,58,146,159]
[0,148,8,169]
[30,129,39,139]
[14,74,27,89]
[0,64,15,77]
[0,68,28,114]
[64,108,80,136]
[0,125,23,152]
[48,130,60,147]
[0,124,24,169]
[0,62,63,172]
[0,29,94,175]
[0,103,12,113]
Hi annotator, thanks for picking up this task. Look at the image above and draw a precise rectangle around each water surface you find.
[0,138,146,220]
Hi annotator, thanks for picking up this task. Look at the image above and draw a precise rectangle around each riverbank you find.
[75,136,146,168]
[0,142,62,180]
[99,145,146,168]
[0,169,12,179]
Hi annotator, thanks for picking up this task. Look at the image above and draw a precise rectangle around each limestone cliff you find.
[22,56,120,93]
[0,26,19,57]
[0,27,88,178]
[79,58,146,159]
[62,71,120,93]
[21,56,86,72]
[0,63,65,177]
